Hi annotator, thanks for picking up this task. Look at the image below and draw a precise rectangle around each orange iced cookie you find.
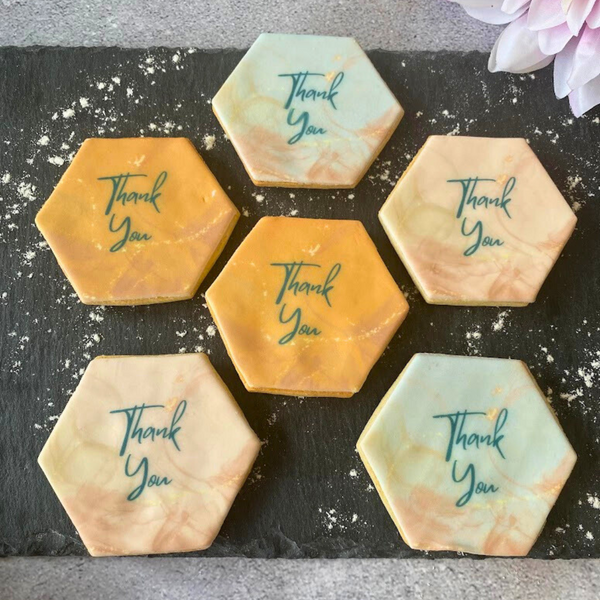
[206,216,409,397]
[36,138,239,305]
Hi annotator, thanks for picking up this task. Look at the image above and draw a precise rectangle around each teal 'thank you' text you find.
[447,176,516,257]
[270,261,341,344]
[109,399,187,501]
[278,71,344,144]
[97,171,168,252]
[432,408,508,507]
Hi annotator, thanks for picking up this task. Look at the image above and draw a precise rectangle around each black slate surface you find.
[0,47,599,559]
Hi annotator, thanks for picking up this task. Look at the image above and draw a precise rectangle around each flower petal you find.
[489,14,552,72]
[553,35,579,97]
[568,25,600,87]
[566,0,596,35]
[528,0,567,31]
[502,0,532,13]
[447,0,502,7]
[586,1,600,27]
[539,22,574,54]
[489,45,554,73]
[569,72,600,116]
[466,3,528,22]
[523,54,557,70]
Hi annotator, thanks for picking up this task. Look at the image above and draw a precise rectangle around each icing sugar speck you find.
[587,495,600,509]
[203,134,216,151]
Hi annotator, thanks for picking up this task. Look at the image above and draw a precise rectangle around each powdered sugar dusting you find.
[203,134,216,150]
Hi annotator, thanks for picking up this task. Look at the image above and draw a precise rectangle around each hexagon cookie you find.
[357,353,576,556]
[206,217,409,397]
[212,33,404,188]
[379,136,577,306]
[36,138,239,305]
[38,354,260,556]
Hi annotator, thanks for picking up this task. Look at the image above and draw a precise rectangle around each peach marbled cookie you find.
[38,354,260,557]
[357,353,576,556]
[212,33,404,188]
[379,136,577,306]
[36,138,239,305]
[206,216,409,397]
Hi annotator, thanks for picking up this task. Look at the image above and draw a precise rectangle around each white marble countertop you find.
[0,2,597,599]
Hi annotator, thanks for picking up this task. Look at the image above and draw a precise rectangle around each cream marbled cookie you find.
[379,136,577,306]
[212,33,404,188]
[357,353,576,556]
[36,138,239,305]
[206,216,409,397]
[38,354,260,556]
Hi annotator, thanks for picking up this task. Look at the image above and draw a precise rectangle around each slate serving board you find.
[0,47,599,559]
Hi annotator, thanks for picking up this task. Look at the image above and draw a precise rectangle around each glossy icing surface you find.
[357,353,576,556]
[206,216,409,397]
[36,138,239,305]
[38,354,260,556]
[212,33,404,188]
[379,136,577,306]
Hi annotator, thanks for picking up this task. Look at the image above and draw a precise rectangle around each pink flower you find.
[448,0,600,116]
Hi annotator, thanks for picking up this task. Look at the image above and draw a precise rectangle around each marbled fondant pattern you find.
[38,354,261,556]
[357,354,576,556]
[379,136,577,306]
[36,138,239,305]
[212,34,404,188]
[206,216,409,397]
